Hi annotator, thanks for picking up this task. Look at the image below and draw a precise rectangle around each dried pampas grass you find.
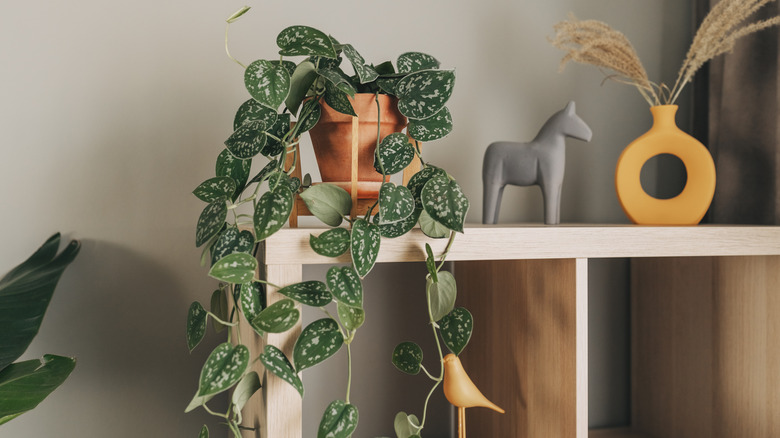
[552,1,780,106]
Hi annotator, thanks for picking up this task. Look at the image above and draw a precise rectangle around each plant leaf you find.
[261,113,291,158]
[225,120,267,159]
[232,371,261,412]
[309,228,350,257]
[278,281,332,307]
[296,98,321,134]
[198,425,209,438]
[193,177,237,203]
[440,307,473,356]
[226,5,250,23]
[210,289,229,333]
[407,166,447,208]
[254,185,294,241]
[196,201,227,247]
[342,44,379,84]
[350,218,380,278]
[374,133,414,175]
[317,400,359,438]
[378,183,415,224]
[418,209,449,238]
[259,345,303,397]
[210,228,254,265]
[299,184,351,227]
[252,299,299,333]
[427,271,457,322]
[395,69,455,120]
[323,81,356,117]
[286,61,318,116]
[277,26,337,59]
[186,301,207,352]
[244,60,290,110]
[317,68,356,97]
[294,318,343,372]
[326,266,363,308]
[337,302,365,331]
[377,77,401,95]
[248,159,278,185]
[208,253,257,284]
[216,149,251,201]
[184,393,216,414]
[234,98,278,131]
[0,355,76,423]
[196,343,250,397]
[408,106,453,142]
[392,342,423,375]
[239,282,265,329]
[394,412,422,438]
[421,175,469,233]
[424,243,438,283]
[377,208,420,239]
[397,52,441,74]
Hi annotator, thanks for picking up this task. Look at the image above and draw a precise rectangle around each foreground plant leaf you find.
[392,342,423,375]
[287,61,318,116]
[378,183,415,224]
[196,343,250,397]
[294,318,343,372]
[234,98,278,131]
[0,355,76,424]
[216,149,251,200]
[408,106,453,142]
[309,228,350,257]
[376,208,421,239]
[259,345,303,397]
[418,209,449,239]
[421,175,469,233]
[317,400,358,438]
[350,218,380,278]
[277,26,337,59]
[426,271,457,322]
[337,303,365,331]
[225,120,267,159]
[254,185,294,241]
[208,253,257,284]
[232,371,261,412]
[439,307,473,356]
[198,425,209,438]
[407,165,447,209]
[394,411,422,438]
[300,184,351,227]
[193,177,237,203]
[244,60,290,110]
[395,69,455,120]
[210,228,254,266]
[397,52,440,73]
[210,289,229,333]
[278,281,332,307]
[374,133,414,175]
[239,282,265,332]
[326,266,363,308]
[252,299,299,333]
[323,81,357,117]
[342,44,379,84]
[196,201,228,247]
[186,302,207,352]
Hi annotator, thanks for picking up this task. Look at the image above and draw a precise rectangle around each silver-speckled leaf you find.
[277,60,297,77]
[210,228,254,265]
[198,425,209,438]
[193,177,237,203]
[234,99,278,131]
[277,26,337,59]
[299,183,351,227]
[216,149,251,200]
[326,266,363,308]
[186,301,207,352]
[225,120,266,159]
[395,69,455,120]
[259,345,303,397]
[377,208,421,239]
[408,106,453,142]
[260,113,291,158]
[426,271,457,322]
[309,227,350,257]
[377,77,401,95]
[196,343,250,397]
[248,159,278,185]
[378,183,414,224]
[439,307,473,356]
[210,288,228,333]
[278,281,332,307]
[323,81,356,117]
[286,61,317,116]
[407,166,447,202]
[239,282,265,329]
[397,52,441,74]
[342,44,379,84]
[337,302,365,331]
[418,209,449,239]
[254,186,294,241]
[374,133,414,175]
[232,371,261,412]
[317,400,358,438]
[317,68,356,97]
[350,218,380,278]
[244,60,290,110]
[296,98,321,134]
[196,201,228,247]
[421,175,468,233]
[208,253,257,284]
[252,298,299,333]
[294,318,344,372]
[392,341,423,375]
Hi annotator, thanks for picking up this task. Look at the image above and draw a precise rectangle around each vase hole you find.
[640,153,688,200]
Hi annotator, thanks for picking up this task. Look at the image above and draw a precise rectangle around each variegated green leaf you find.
[309,55,343,70]
[326,266,363,308]
[259,345,303,397]
[376,77,400,95]
[278,281,332,307]
[323,81,356,117]
[440,307,473,356]
[277,60,297,77]
[407,165,447,209]
[350,218,380,278]
[426,271,457,322]
[225,120,266,159]
[239,282,265,326]
[254,185,294,241]
[234,98,278,131]
[317,68,356,97]
[397,52,441,74]
[296,98,321,134]
[374,133,414,175]
[277,26,337,59]
[261,113,291,158]
[317,400,358,438]
[309,227,350,257]
[248,159,278,185]
[392,342,423,375]
[337,302,365,331]
[196,343,250,397]
[184,392,216,414]
[395,69,455,120]
[267,171,289,191]
[342,44,379,84]
[424,243,438,282]
[294,318,344,372]
[210,288,228,333]
[244,60,290,110]
[299,183,351,227]
[216,149,251,200]
[232,371,261,412]
[286,61,318,116]
[418,209,449,239]
[208,253,257,284]
[408,106,453,142]
[421,175,469,233]
[377,208,420,239]
[288,176,301,193]
[252,299,299,333]
[394,412,422,438]
[198,425,209,438]
[186,301,207,352]
[211,228,254,265]
[378,183,414,224]
[196,201,227,247]
[193,177,237,203]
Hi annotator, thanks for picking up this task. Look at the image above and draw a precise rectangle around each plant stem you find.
[346,342,353,404]
[225,23,247,69]
[436,231,457,272]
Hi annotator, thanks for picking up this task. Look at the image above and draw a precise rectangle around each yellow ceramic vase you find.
[615,105,716,225]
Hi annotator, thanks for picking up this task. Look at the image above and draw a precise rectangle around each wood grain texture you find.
[589,428,649,438]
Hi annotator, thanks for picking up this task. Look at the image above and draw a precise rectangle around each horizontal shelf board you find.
[260,224,780,265]
[589,427,648,438]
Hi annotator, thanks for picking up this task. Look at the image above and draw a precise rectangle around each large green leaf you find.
[286,61,318,116]
[233,99,278,131]
[196,343,250,397]
[397,52,440,74]
[408,106,453,142]
[392,342,423,375]
[244,60,290,110]
[252,299,299,333]
[232,371,261,412]
[439,307,473,356]
[186,301,207,352]
[342,44,379,84]
[261,113,292,158]
[294,318,343,372]
[378,183,415,225]
[225,120,267,159]
[309,228,350,257]
[317,68,356,97]
[296,98,321,134]
[377,208,420,239]
[350,218,380,278]
[421,175,469,233]
[208,253,257,284]
[407,165,447,209]
[216,149,251,201]
[210,228,254,266]
[254,186,294,241]
[278,281,332,307]
[426,271,457,322]
[395,69,455,120]
[374,133,414,175]
[259,345,303,397]
[299,184,351,227]
[317,400,358,438]
[0,233,79,371]
[337,303,365,331]
[0,355,76,424]
[323,81,356,117]
[277,26,337,59]
[196,201,228,247]
[326,266,363,308]
[193,177,237,203]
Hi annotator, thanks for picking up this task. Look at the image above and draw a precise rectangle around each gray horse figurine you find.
[482,101,592,225]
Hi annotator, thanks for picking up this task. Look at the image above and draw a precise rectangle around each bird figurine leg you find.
[443,353,504,438]
[458,406,466,438]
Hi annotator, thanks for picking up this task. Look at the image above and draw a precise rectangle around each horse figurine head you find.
[537,101,593,143]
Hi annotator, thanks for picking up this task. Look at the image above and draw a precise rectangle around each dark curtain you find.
[693,0,780,224]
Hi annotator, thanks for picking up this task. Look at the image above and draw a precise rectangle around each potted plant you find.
[186,6,481,438]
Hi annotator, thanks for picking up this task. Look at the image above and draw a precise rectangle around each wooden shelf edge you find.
[589,427,648,438]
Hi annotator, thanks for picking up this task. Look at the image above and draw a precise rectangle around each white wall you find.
[0,0,691,436]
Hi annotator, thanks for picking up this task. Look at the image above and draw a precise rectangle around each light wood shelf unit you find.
[246,225,780,438]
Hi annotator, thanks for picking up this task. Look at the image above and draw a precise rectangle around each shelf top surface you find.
[260,224,780,265]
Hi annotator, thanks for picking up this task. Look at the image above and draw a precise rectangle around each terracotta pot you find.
[615,105,716,225]
[309,94,407,198]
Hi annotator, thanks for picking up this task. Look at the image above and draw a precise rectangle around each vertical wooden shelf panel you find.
[456,258,588,438]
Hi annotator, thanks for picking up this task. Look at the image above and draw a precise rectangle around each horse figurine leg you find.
[540,181,562,225]
[482,179,505,225]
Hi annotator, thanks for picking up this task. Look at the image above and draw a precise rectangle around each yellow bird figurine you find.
[442,353,504,438]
